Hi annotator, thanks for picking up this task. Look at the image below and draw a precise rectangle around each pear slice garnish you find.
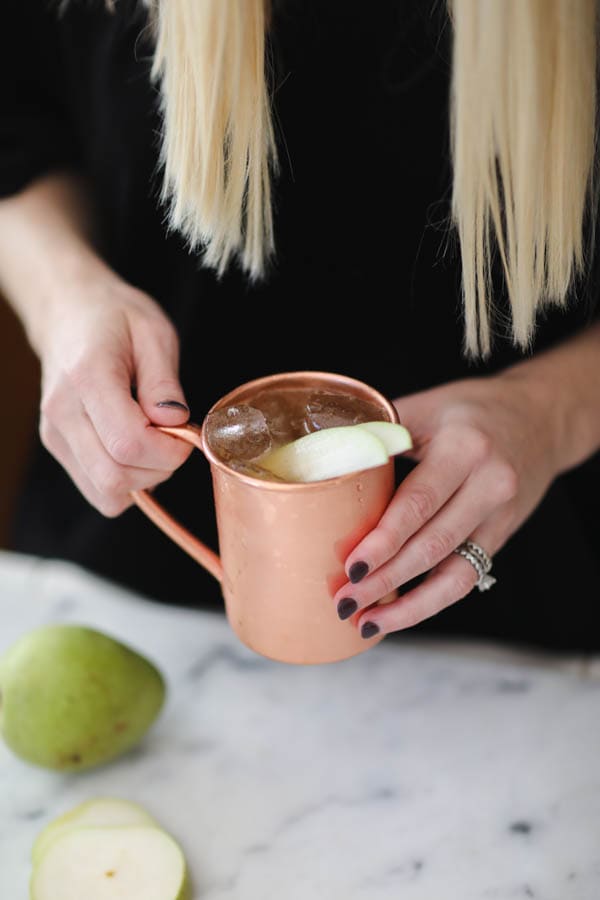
[259,421,412,483]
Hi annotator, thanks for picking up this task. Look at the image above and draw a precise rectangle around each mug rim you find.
[200,370,399,491]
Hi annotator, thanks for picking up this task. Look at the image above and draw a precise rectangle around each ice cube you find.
[251,389,310,444]
[304,392,384,432]
[205,405,272,461]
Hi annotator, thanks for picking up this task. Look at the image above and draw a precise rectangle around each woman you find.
[1,0,598,649]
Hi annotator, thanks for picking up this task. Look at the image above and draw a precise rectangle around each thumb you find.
[133,326,190,426]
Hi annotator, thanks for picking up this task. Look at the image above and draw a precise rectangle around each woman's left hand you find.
[335,372,565,638]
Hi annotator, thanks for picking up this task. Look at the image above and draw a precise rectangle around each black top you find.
[3,0,599,649]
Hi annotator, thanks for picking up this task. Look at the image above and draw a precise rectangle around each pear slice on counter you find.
[259,421,412,483]
[355,421,413,455]
[30,826,189,900]
[32,798,158,865]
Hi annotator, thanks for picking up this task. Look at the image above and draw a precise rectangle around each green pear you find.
[0,625,165,771]
[30,825,189,900]
[32,798,158,864]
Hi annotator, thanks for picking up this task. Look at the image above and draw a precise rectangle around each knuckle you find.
[65,358,94,391]
[160,320,179,349]
[40,387,64,423]
[97,495,130,518]
[491,461,519,503]
[421,529,455,568]
[405,483,437,526]
[373,570,397,599]
[152,377,181,398]
[151,441,189,476]
[92,463,126,498]
[106,433,144,466]
[152,311,178,340]
[137,309,178,348]
[39,395,54,421]
[465,428,493,464]
[377,523,405,561]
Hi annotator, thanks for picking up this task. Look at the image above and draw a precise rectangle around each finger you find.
[68,406,178,495]
[336,462,514,614]
[392,394,437,452]
[355,524,505,637]
[355,553,478,636]
[345,429,481,583]
[74,348,191,471]
[42,412,175,516]
[131,318,190,426]
[41,418,131,517]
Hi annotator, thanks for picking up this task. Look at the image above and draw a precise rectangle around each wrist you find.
[495,365,570,475]
[28,252,127,356]
[497,328,600,474]
[0,172,132,356]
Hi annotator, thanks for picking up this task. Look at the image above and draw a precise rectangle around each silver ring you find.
[454,540,497,592]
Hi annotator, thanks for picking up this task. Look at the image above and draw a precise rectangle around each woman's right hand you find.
[37,276,193,517]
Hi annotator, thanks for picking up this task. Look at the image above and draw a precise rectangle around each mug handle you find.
[130,424,223,583]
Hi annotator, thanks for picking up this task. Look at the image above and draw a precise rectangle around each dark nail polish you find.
[156,400,189,412]
[337,598,358,621]
[361,621,380,640]
[349,561,369,584]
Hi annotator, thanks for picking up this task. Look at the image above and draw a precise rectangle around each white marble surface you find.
[1,549,600,899]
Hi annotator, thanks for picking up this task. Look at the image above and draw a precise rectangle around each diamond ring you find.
[453,540,497,592]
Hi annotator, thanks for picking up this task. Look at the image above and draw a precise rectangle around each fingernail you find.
[337,598,358,621]
[349,561,369,584]
[361,621,380,639]
[156,400,189,412]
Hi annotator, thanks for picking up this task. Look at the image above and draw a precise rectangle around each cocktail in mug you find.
[132,371,400,664]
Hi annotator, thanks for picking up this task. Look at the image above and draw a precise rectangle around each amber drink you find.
[204,386,385,480]
[132,372,399,664]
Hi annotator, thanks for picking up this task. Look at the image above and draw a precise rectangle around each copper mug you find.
[131,371,398,664]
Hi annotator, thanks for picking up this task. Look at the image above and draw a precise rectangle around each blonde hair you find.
[151,0,277,279]
[148,0,597,353]
[450,0,597,354]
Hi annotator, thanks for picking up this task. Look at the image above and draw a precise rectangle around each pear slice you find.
[260,425,389,482]
[356,421,413,455]
[30,826,188,900]
[32,798,158,865]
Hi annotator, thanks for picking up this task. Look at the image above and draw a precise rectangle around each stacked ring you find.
[453,540,497,592]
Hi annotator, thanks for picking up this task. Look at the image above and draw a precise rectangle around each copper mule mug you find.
[131,371,398,664]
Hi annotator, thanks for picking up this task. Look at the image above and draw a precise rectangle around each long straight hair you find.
[148,0,598,354]
[151,0,277,280]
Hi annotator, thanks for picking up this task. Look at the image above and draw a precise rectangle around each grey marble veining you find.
[1,550,599,899]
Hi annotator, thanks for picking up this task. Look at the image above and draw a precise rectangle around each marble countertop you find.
[1,549,599,899]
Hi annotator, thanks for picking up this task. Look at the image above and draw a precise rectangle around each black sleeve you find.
[0,0,79,198]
